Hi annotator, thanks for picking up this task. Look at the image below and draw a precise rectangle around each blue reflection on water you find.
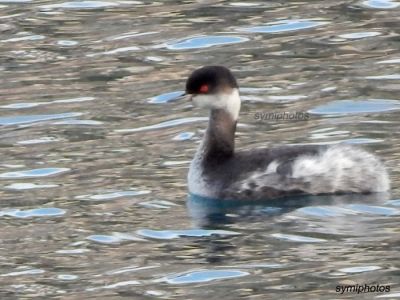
[137,229,239,240]
[241,19,327,33]
[172,132,195,141]
[149,91,184,104]
[86,233,145,244]
[346,204,399,215]
[0,168,70,179]
[0,207,66,218]
[309,99,400,115]
[362,0,399,8]
[86,235,122,244]
[115,117,207,133]
[0,112,82,126]
[40,1,120,10]
[167,35,249,50]
[162,269,249,284]
[187,193,392,227]
[297,206,346,217]
[386,199,400,206]
[271,233,327,243]
[338,31,381,39]
[338,265,381,273]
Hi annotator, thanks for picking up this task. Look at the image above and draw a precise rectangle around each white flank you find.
[291,144,390,193]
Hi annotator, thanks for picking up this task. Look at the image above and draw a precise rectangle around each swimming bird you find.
[185,65,390,200]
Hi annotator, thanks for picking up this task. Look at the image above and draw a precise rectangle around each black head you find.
[185,66,238,95]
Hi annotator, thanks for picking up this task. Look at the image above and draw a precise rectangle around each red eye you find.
[199,85,209,93]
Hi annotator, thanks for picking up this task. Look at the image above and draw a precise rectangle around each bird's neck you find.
[202,108,237,163]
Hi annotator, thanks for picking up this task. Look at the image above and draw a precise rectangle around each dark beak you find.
[175,92,192,101]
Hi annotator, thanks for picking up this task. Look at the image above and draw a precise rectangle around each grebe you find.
[185,66,390,200]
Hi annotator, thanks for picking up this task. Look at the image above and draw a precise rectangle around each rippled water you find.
[1,0,400,299]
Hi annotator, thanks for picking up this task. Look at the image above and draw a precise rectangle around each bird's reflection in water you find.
[187,192,391,228]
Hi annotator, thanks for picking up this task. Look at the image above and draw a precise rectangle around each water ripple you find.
[386,199,400,206]
[378,58,400,64]
[106,265,158,275]
[361,0,400,9]
[346,204,399,215]
[0,167,70,179]
[377,292,400,298]
[338,31,382,39]
[57,274,79,281]
[138,200,178,209]
[40,1,132,10]
[240,19,328,33]
[343,138,384,144]
[86,280,141,291]
[53,119,103,125]
[57,40,78,46]
[92,46,141,56]
[161,269,249,284]
[5,183,58,190]
[1,34,45,43]
[17,137,59,145]
[1,97,94,109]
[137,229,240,240]
[0,0,33,3]
[101,280,141,289]
[338,265,381,273]
[115,117,207,133]
[172,132,195,141]
[56,248,90,255]
[108,31,158,41]
[297,206,357,217]
[309,99,400,115]
[76,190,150,201]
[148,91,184,104]
[1,268,45,277]
[0,0,399,297]
[271,233,327,243]
[161,160,190,167]
[166,35,249,50]
[0,112,82,126]
[0,207,66,218]
[366,74,400,80]
[87,233,145,244]
[228,2,263,7]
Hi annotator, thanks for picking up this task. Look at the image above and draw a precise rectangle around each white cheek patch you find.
[192,88,241,120]
[192,94,223,109]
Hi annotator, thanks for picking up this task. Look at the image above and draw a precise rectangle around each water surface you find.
[0,0,399,299]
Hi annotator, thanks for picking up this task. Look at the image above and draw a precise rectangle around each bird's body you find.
[185,66,390,200]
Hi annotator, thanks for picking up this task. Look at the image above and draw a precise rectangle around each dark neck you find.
[202,109,236,163]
